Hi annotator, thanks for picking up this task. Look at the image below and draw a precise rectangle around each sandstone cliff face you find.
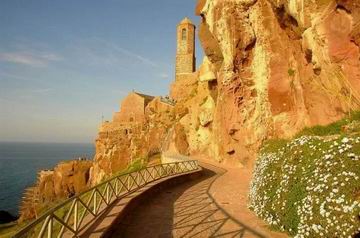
[19,160,92,221]
[171,0,360,165]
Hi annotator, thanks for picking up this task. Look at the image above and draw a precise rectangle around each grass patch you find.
[296,111,360,137]
[261,139,288,154]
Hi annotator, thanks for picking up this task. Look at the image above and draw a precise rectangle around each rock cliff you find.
[19,160,92,221]
[172,0,360,165]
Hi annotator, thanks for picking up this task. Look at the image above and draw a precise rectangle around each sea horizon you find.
[0,142,95,216]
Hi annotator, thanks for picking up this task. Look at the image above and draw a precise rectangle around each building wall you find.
[113,93,146,123]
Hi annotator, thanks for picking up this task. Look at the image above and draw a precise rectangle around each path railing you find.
[14,160,199,238]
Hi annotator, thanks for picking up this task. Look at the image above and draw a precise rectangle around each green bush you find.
[250,134,360,237]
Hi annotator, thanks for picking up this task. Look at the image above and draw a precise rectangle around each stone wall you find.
[113,92,146,123]
[170,73,198,101]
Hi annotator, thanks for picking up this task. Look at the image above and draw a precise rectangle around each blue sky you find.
[0,0,203,143]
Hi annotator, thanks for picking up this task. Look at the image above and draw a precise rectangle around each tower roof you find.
[133,91,155,101]
[179,17,194,25]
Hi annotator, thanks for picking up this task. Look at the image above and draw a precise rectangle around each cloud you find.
[89,38,159,68]
[0,72,30,81]
[0,51,62,67]
[111,45,158,67]
[159,73,169,79]
[29,88,53,94]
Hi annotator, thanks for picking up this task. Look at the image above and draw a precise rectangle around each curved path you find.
[111,160,288,238]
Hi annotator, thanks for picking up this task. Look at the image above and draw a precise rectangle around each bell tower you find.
[175,17,196,80]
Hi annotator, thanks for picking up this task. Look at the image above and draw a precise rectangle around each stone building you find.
[175,17,196,80]
[113,91,154,124]
[171,17,198,101]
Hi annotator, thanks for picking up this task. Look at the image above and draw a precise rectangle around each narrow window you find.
[182,28,186,41]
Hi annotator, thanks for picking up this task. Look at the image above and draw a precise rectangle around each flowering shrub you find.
[249,135,360,237]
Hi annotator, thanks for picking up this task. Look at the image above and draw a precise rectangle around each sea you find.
[0,142,95,216]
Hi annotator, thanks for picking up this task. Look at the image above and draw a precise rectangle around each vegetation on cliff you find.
[249,113,360,237]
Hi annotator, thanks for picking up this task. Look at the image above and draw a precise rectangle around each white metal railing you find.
[14,160,199,238]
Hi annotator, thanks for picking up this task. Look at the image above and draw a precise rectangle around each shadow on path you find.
[112,163,267,238]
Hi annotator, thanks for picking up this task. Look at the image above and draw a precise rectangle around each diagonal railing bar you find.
[114,179,119,196]
[14,160,199,238]
[78,190,96,217]
[95,187,108,206]
[161,165,166,177]
[153,166,160,179]
[107,180,117,199]
[117,179,125,196]
[138,171,144,185]
[53,214,77,236]
[118,177,130,193]
[102,184,109,204]
[173,164,177,174]
[145,167,154,182]
[149,167,155,180]
[129,173,140,189]
[92,191,100,216]
[135,171,141,186]
[106,182,117,205]
[57,199,76,238]
[164,164,170,176]
[137,171,144,186]
[126,174,134,191]
[139,170,147,185]
[150,167,155,179]
[37,215,51,238]
[134,172,140,186]
[76,197,97,227]
[175,163,179,174]
[168,164,173,175]
[180,163,186,173]
[127,174,135,192]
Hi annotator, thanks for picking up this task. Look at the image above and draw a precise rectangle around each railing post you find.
[74,200,78,232]
[127,175,131,191]
[93,192,97,215]
[136,172,140,186]
[153,168,156,179]
[106,184,110,203]
[47,216,52,238]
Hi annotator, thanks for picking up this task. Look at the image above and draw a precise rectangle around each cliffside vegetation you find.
[249,112,360,237]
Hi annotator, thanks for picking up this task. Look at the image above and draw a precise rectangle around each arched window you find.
[182,28,186,41]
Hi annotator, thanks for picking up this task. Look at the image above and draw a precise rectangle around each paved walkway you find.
[112,159,288,238]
